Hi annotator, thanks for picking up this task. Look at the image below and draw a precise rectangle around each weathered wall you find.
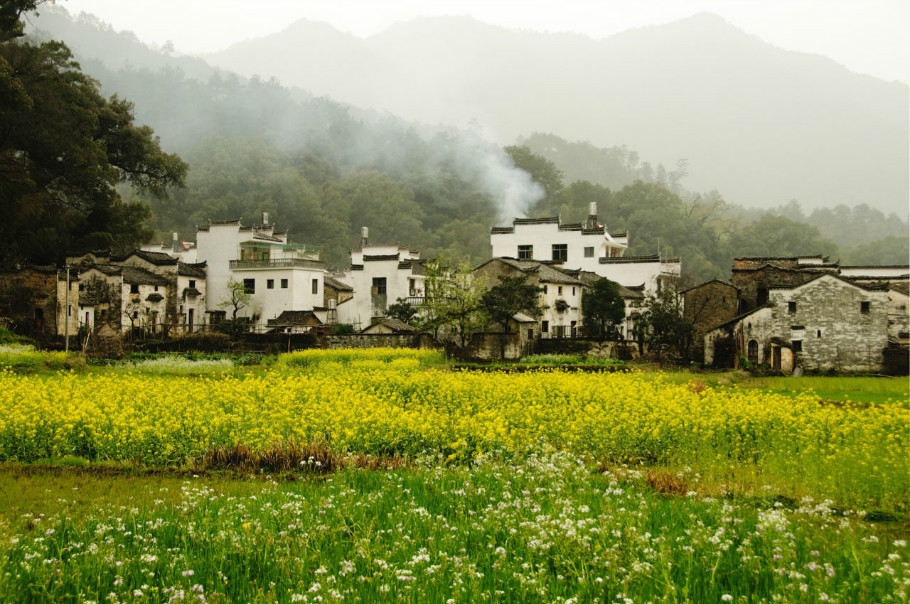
[684,281,739,359]
[732,266,821,311]
[0,267,64,336]
[325,333,437,350]
[769,277,888,372]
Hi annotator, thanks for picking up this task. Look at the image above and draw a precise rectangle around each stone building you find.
[704,274,889,372]
[0,265,78,337]
[731,256,838,312]
[682,279,740,360]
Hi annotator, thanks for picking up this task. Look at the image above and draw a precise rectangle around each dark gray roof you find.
[362,318,415,333]
[477,257,585,286]
[268,310,323,326]
[178,262,207,278]
[126,250,178,266]
[324,276,353,292]
[121,266,168,286]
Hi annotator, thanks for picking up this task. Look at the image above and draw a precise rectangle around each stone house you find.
[473,257,585,338]
[731,256,838,312]
[0,265,78,337]
[704,274,889,372]
[267,310,323,334]
[361,318,417,335]
[682,279,740,360]
[888,283,909,347]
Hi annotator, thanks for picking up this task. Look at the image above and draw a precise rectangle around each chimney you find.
[361,226,369,248]
[587,202,598,229]
[262,212,269,226]
[172,232,179,253]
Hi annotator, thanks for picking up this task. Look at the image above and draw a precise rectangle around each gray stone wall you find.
[326,333,436,350]
[769,277,888,372]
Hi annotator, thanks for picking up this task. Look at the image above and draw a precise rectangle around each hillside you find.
[204,13,909,216]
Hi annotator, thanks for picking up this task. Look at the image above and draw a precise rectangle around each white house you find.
[337,236,426,330]
[194,218,325,330]
[490,203,680,296]
[474,257,586,339]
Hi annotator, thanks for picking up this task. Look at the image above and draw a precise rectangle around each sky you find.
[56,0,909,84]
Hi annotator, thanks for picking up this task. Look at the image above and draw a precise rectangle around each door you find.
[188,309,194,333]
[772,346,781,371]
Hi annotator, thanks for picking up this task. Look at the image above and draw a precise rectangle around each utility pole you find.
[64,264,70,353]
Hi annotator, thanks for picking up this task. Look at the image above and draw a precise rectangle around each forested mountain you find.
[203,13,909,217]
[19,7,908,282]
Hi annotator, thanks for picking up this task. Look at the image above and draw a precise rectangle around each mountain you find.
[204,13,909,216]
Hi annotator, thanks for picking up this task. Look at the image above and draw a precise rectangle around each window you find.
[267,279,275,289]
[188,280,195,288]
[312,279,319,294]
[552,244,568,262]
[542,285,548,294]
[572,287,576,296]
[243,278,255,294]
[372,277,387,295]
[817,330,822,338]
[154,285,159,291]
[860,301,870,314]
[788,301,796,313]
[281,279,288,289]
[541,320,549,333]
[792,340,802,352]
[558,286,563,295]
[517,245,533,259]
[584,246,594,258]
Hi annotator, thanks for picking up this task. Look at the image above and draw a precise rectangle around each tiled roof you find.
[129,250,178,266]
[363,254,401,262]
[324,276,353,292]
[178,262,207,278]
[268,310,323,326]
[362,318,415,333]
[481,257,585,286]
[121,266,168,286]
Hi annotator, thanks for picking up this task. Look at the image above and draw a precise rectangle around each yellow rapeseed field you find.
[0,349,906,507]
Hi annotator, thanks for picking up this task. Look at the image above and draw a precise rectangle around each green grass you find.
[0,454,906,603]
[662,370,909,406]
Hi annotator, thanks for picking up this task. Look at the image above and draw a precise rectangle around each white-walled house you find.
[337,243,426,330]
[490,206,680,296]
[194,219,325,331]
[474,257,586,338]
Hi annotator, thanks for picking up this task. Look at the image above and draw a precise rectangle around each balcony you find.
[230,258,323,270]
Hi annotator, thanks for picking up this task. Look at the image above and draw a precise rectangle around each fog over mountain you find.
[203,13,908,217]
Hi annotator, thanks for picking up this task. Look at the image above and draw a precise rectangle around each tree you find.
[219,278,252,320]
[416,258,486,348]
[386,297,418,324]
[634,288,694,362]
[480,275,542,333]
[0,3,187,265]
[581,278,625,338]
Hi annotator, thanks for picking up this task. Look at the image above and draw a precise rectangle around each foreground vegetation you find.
[0,348,906,602]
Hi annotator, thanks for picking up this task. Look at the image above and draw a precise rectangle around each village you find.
[1,202,906,374]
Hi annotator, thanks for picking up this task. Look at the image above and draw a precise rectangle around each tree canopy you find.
[0,1,186,265]
[480,275,542,333]
[581,278,625,338]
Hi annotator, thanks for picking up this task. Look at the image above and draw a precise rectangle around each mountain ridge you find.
[202,12,908,216]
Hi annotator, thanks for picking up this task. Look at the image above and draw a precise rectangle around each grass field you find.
[0,348,906,602]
